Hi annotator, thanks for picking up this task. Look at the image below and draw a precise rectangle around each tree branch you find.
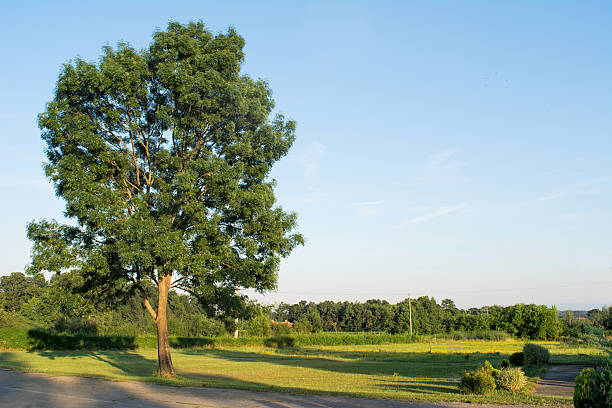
[144,297,158,322]
[170,275,188,288]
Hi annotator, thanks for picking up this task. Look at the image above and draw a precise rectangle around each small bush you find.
[500,359,510,369]
[480,360,500,378]
[264,335,295,348]
[574,368,595,408]
[509,352,524,366]
[495,367,527,391]
[458,370,496,395]
[458,361,499,395]
[523,343,550,367]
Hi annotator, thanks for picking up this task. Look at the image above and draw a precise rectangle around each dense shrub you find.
[523,343,550,366]
[500,359,510,369]
[574,360,612,408]
[270,322,293,336]
[574,368,595,408]
[54,317,98,335]
[590,360,612,408]
[194,316,227,337]
[459,370,496,395]
[509,352,524,366]
[458,361,498,395]
[27,328,137,350]
[264,335,295,348]
[0,327,31,349]
[495,367,527,391]
[245,313,272,337]
[0,311,32,330]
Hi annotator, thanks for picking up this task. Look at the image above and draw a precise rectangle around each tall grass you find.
[0,328,512,351]
[434,331,511,341]
[293,332,420,346]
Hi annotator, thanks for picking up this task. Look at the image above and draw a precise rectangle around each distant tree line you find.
[1,272,610,340]
[268,297,568,340]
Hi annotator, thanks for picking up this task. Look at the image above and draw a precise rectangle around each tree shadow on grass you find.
[24,349,158,377]
[26,328,138,351]
[0,352,462,408]
[374,378,460,395]
[179,347,506,379]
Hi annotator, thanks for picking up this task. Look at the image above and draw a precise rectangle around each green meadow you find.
[1,339,608,406]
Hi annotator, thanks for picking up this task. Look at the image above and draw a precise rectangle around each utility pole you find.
[408,293,413,336]
[234,287,240,338]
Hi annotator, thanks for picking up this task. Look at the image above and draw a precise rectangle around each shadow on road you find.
[0,367,174,407]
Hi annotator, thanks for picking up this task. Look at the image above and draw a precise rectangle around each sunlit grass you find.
[0,340,607,406]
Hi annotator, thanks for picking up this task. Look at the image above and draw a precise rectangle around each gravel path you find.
[534,365,586,397]
[0,368,535,408]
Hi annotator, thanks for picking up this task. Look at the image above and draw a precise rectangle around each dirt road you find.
[0,368,537,408]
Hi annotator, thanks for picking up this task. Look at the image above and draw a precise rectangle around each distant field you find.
[311,339,611,365]
[1,339,608,406]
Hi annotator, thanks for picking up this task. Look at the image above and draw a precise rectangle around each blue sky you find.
[1,1,611,309]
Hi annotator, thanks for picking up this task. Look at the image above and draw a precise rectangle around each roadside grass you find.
[1,339,605,406]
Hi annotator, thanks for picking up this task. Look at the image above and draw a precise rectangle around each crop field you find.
[0,339,609,406]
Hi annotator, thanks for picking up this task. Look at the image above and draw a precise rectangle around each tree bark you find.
[156,274,175,377]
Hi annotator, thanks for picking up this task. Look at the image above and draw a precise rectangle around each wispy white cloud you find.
[351,200,385,217]
[300,142,325,184]
[352,200,385,207]
[538,177,612,201]
[394,203,466,229]
[430,149,458,172]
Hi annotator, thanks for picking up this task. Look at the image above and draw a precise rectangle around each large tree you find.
[28,21,303,376]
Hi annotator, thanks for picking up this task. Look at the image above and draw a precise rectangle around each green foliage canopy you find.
[28,21,303,316]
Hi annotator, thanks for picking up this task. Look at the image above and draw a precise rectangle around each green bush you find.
[509,351,524,366]
[54,317,98,335]
[0,327,31,349]
[500,359,510,369]
[27,328,137,350]
[458,370,496,395]
[590,360,612,408]
[264,335,295,348]
[270,322,292,336]
[495,367,527,391]
[194,316,227,337]
[480,360,500,378]
[458,361,499,395]
[523,343,550,367]
[245,313,272,337]
[574,360,612,408]
[0,311,32,330]
[574,368,595,408]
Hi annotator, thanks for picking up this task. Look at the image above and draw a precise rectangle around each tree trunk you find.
[156,274,175,377]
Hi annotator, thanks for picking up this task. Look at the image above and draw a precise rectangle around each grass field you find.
[0,339,609,406]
